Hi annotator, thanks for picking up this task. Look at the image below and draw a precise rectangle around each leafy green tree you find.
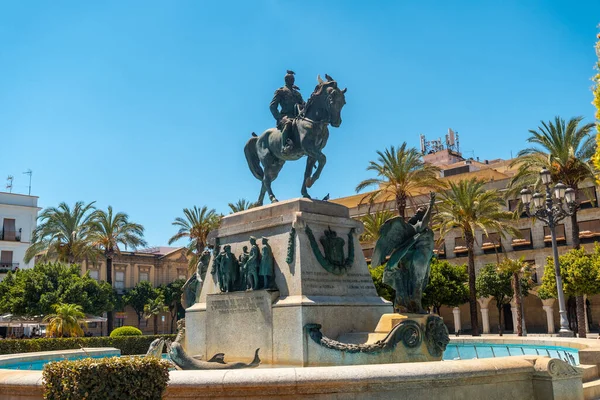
[25,201,97,264]
[509,116,596,338]
[360,210,395,243]
[355,143,443,218]
[368,264,395,303]
[124,281,159,329]
[89,206,147,334]
[168,206,220,271]
[476,263,531,335]
[228,199,255,214]
[161,279,185,333]
[423,259,469,314]
[476,264,513,335]
[538,247,600,337]
[44,303,86,338]
[497,257,533,336]
[0,263,114,317]
[144,293,169,335]
[434,178,518,336]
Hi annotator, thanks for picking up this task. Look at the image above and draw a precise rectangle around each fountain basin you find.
[0,354,582,400]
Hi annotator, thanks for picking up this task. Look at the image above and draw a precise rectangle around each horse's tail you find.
[244,133,263,181]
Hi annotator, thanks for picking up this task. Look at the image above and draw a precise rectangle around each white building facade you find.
[0,192,39,273]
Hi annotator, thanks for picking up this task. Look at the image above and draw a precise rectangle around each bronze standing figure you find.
[259,237,274,289]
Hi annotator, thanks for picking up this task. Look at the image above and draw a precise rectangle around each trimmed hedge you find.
[110,326,143,337]
[43,356,170,400]
[0,334,176,356]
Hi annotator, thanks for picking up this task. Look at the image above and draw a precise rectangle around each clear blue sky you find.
[1,1,599,247]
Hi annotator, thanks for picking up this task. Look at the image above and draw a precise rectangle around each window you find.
[508,199,527,218]
[115,271,125,289]
[577,188,598,210]
[2,219,17,241]
[139,271,149,282]
[0,251,14,269]
[88,322,98,329]
[454,237,468,258]
[481,232,502,254]
[115,318,124,328]
[578,219,600,244]
[88,270,99,281]
[543,225,566,247]
[512,228,533,250]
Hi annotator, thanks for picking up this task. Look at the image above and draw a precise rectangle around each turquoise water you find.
[0,354,116,371]
[443,343,579,365]
[0,344,580,370]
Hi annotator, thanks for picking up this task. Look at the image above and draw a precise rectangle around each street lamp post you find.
[520,168,577,337]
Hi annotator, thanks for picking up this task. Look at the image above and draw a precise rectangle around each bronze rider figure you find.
[269,70,305,155]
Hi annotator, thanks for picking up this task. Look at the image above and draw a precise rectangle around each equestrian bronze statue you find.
[245,74,347,206]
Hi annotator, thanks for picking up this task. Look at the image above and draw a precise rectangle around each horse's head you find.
[306,74,347,127]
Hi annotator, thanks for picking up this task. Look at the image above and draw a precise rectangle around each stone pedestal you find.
[185,198,393,366]
[205,290,279,363]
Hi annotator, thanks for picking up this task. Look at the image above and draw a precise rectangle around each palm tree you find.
[356,143,443,218]
[509,116,595,338]
[24,201,97,264]
[228,199,254,214]
[592,31,600,172]
[144,294,169,335]
[434,178,518,336]
[44,303,86,338]
[497,257,532,336]
[168,206,220,271]
[360,210,395,242]
[88,206,147,334]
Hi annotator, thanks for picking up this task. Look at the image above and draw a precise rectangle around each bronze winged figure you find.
[371,192,436,313]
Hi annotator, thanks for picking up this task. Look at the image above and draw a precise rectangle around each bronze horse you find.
[244,75,347,205]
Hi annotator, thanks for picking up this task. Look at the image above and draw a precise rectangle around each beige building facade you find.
[81,246,189,336]
[332,151,600,335]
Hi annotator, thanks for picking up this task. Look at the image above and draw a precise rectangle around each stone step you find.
[583,378,600,400]
[579,364,599,383]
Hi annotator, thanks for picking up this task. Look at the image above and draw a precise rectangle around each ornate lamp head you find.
[520,188,533,205]
[532,192,544,209]
[564,187,576,204]
[554,182,567,199]
[540,168,552,185]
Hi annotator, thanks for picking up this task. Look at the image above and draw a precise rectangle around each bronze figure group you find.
[211,237,276,293]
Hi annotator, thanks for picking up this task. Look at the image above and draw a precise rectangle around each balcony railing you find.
[0,263,19,273]
[0,229,21,242]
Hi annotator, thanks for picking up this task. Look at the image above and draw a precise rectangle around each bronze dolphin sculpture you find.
[167,341,261,370]
[145,338,165,359]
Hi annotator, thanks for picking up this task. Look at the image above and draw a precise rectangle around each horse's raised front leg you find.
[305,152,326,188]
[301,157,317,198]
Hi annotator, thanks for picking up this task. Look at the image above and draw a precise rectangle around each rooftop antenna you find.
[5,176,13,193]
[23,169,32,195]
[419,134,427,154]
